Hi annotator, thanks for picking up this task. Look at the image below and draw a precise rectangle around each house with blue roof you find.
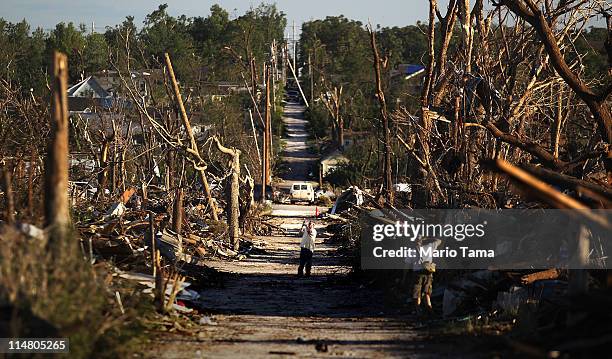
[390,64,426,80]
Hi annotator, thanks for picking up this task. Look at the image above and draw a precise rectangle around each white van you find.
[290,183,315,204]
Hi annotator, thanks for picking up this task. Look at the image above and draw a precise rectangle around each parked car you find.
[290,182,315,204]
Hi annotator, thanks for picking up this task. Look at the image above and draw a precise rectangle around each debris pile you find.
[61,180,272,322]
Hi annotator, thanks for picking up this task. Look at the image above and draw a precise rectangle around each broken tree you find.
[368,25,394,205]
[164,53,219,221]
[213,136,241,251]
[45,51,71,245]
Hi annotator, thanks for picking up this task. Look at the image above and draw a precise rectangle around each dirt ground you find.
[149,217,451,358]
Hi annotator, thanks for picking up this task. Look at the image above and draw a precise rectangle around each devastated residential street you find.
[151,217,419,358]
[148,101,438,358]
[1,1,611,358]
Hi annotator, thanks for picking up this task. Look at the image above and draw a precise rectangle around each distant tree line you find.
[0,3,286,94]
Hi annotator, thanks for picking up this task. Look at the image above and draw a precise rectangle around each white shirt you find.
[300,227,317,252]
[408,239,441,270]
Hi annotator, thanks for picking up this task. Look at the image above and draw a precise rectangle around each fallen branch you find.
[521,269,561,285]
[489,158,610,231]
[521,164,612,200]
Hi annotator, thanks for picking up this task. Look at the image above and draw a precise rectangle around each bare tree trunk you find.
[248,109,262,165]
[149,211,157,278]
[166,149,175,191]
[149,211,163,311]
[229,155,240,251]
[369,26,394,205]
[431,0,458,107]
[552,83,563,159]
[422,0,437,108]
[261,120,268,203]
[164,53,219,221]
[320,86,344,149]
[110,146,117,195]
[119,146,126,192]
[96,140,110,200]
[250,57,258,100]
[2,163,14,224]
[569,225,589,296]
[261,66,270,203]
[45,51,71,241]
[337,112,344,148]
[213,137,241,251]
[27,147,35,219]
[172,187,183,235]
[239,172,254,233]
[460,0,473,72]
[333,87,344,148]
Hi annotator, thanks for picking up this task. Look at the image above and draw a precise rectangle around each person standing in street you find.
[411,238,442,313]
[298,221,317,277]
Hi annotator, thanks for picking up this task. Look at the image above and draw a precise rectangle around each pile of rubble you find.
[13,184,274,318]
[322,185,612,357]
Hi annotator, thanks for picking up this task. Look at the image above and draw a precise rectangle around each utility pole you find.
[292,21,297,73]
[308,52,314,105]
[271,40,277,112]
[282,43,287,85]
[265,65,272,185]
[261,64,271,203]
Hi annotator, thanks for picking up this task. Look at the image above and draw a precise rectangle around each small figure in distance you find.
[411,237,441,314]
[298,221,317,277]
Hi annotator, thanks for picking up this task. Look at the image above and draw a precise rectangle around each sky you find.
[0,0,440,36]
[1,0,604,36]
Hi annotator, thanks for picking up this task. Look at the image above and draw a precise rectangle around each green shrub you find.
[305,104,329,139]
[324,163,360,187]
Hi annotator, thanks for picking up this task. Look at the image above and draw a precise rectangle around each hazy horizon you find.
[1,0,605,38]
[0,0,441,37]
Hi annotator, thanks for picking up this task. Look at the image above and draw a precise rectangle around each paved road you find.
[276,101,319,188]
[271,203,326,218]
[273,100,321,218]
